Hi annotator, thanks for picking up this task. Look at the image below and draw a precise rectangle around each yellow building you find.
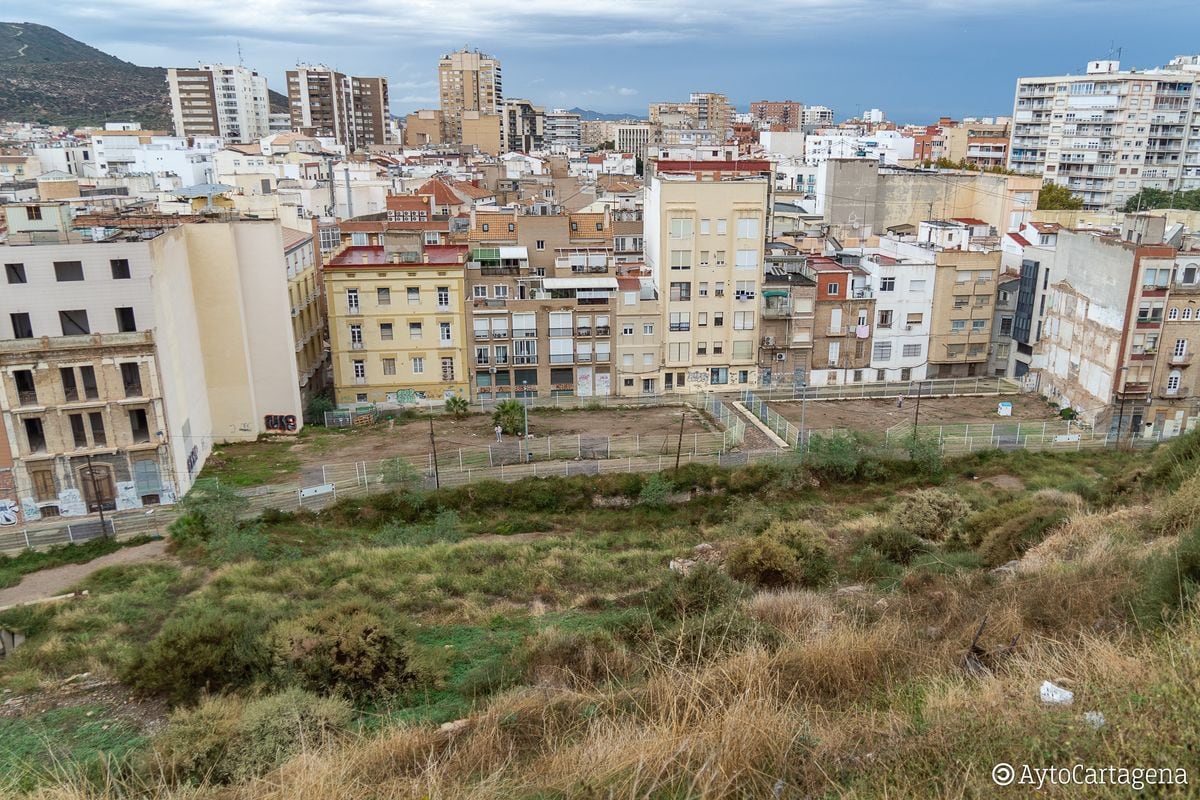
[461,110,503,156]
[325,235,469,404]
[928,249,1001,378]
[282,228,327,403]
[645,160,771,391]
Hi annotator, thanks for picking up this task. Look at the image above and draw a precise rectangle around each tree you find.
[444,396,469,418]
[174,478,248,542]
[492,399,526,436]
[1122,188,1200,213]
[380,457,422,492]
[1037,182,1084,210]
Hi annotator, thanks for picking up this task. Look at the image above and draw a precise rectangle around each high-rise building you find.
[803,105,834,127]
[502,98,544,153]
[286,66,390,151]
[750,100,803,132]
[167,64,270,142]
[544,109,582,152]
[438,49,503,144]
[1009,55,1200,210]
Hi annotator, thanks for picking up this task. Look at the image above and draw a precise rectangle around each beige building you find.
[466,211,617,399]
[286,66,390,151]
[502,98,545,153]
[438,49,503,144]
[404,110,444,147]
[645,160,770,391]
[461,111,504,156]
[324,235,469,405]
[928,250,1001,377]
[0,203,302,524]
[614,274,663,396]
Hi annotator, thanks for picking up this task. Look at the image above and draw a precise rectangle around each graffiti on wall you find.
[0,499,17,526]
[264,414,299,432]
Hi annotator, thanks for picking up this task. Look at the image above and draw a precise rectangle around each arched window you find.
[1169,307,1179,320]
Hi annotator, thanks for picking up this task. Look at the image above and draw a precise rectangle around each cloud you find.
[617,87,638,97]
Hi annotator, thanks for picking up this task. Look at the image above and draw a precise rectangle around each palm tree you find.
[445,396,469,418]
[492,399,526,436]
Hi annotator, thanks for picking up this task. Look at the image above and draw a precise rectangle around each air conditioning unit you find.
[762,336,775,346]
[775,353,787,361]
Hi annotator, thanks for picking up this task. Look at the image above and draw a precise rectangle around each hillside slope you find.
[0,22,287,129]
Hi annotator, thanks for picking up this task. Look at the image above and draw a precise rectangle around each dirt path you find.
[0,540,171,609]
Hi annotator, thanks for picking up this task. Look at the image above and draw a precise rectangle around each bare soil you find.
[0,540,171,610]
[770,394,1059,434]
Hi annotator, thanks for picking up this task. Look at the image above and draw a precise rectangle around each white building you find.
[804,130,915,166]
[544,109,582,153]
[167,64,271,142]
[1009,55,1200,210]
[803,106,834,127]
[861,240,936,381]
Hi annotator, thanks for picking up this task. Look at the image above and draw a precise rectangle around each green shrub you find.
[271,602,413,699]
[169,478,248,545]
[726,535,799,588]
[977,506,1070,567]
[906,434,944,477]
[763,520,834,587]
[638,473,674,507]
[804,433,863,480]
[305,394,335,426]
[124,605,272,706]
[444,396,469,418]
[649,563,747,621]
[844,545,902,582]
[519,627,636,686]
[380,457,423,492]
[892,489,970,541]
[1135,523,1200,628]
[205,526,271,563]
[151,689,351,785]
[863,526,928,565]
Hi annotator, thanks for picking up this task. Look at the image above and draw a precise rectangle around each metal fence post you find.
[23,528,30,549]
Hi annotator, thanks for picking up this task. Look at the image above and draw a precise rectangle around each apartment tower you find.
[286,65,391,151]
[438,49,503,144]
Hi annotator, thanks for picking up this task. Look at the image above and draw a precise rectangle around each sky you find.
[17,0,1200,123]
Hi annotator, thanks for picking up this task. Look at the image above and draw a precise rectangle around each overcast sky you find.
[19,0,1200,122]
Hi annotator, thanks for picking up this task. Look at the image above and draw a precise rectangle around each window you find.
[622,324,634,335]
[407,287,420,304]
[441,358,455,381]
[473,285,487,298]
[351,232,369,246]
[735,250,758,270]
[31,469,55,502]
[669,218,694,239]
[380,323,394,340]
[669,282,691,301]
[714,251,726,266]
[878,309,893,328]
[714,281,725,297]
[879,276,896,292]
[439,322,452,344]
[716,219,727,235]
[26,205,42,221]
[972,319,987,332]
[437,287,450,308]
[1185,308,1194,321]
[59,310,90,335]
[873,341,892,360]
[909,279,926,291]
[642,352,655,366]
[110,259,131,279]
[736,217,759,239]
[10,312,32,339]
[424,231,440,245]
[709,367,729,385]
[670,250,692,270]
[412,357,425,374]
[4,263,26,283]
[514,339,537,364]
[23,418,46,453]
[536,240,545,250]
[699,251,710,267]
[699,219,710,235]
[827,282,839,296]
[714,312,724,327]
[669,312,690,331]
[696,342,708,356]
[902,343,922,358]
[624,353,636,368]
[54,261,84,281]
[346,288,360,313]
[69,413,88,448]
[643,323,654,335]
[79,366,98,399]
[128,409,150,443]
[698,311,708,327]
[493,344,509,365]
[733,311,754,330]
[1000,316,1013,335]
[951,320,966,332]
[61,368,78,402]
[377,287,391,305]
[714,341,724,355]
[90,411,107,446]
[494,285,509,299]
[352,360,366,380]
[1175,339,1188,358]
[409,322,423,339]
[120,363,142,397]
[116,307,136,332]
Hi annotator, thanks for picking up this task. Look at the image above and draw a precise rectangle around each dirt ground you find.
[212,406,721,487]
[0,540,171,610]
[770,394,1059,434]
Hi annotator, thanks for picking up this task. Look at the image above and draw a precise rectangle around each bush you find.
[271,602,413,699]
[863,526,928,565]
[1135,523,1200,628]
[977,506,1070,567]
[151,688,352,785]
[804,433,863,480]
[638,473,673,507]
[205,526,271,563]
[124,605,272,706]
[892,489,970,541]
[380,457,423,493]
[445,396,469,418]
[169,478,248,546]
[906,434,944,477]
[305,394,335,426]
[492,399,526,436]
[520,627,636,686]
[763,520,834,587]
[649,563,747,620]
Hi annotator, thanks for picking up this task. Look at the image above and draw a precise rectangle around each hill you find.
[1,414,1199,797]
[567,106,643,121]
[0,22,287,130]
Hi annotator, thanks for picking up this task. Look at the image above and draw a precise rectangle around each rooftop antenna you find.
[237,41,244,66]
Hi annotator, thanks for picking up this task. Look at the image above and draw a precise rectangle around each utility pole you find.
[674,410,686,470]
[428,407,440,489]
[913,380,925,431]
[84,454,107,536]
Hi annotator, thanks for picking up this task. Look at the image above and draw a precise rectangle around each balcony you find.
[669,323,691,332]
[576,326,592,336]
[595,325,611,336]
[354,376,367,385]
[851,288,874,299]
[1170,352,1193,366]
[347,305,361,316]
[550,327,573,337]
[735,291,757,302]
[514,355,537,365]
[550,354,573,364]
[575,353,593,363]
[475,356,490,366]
[594,352,611,363]
[1162,386,1191,398]
[513,328,537,338]
[827,326,845,336]
[17,389,38,406]
[474,330,490,340]
[351,341,364,350]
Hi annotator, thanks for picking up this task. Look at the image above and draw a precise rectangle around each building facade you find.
[438,49,503,144]
[286,66,390,151]
[167,64,271,142]
[1009,56,1200,210]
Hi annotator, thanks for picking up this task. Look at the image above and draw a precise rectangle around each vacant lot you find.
[770,393,1058,434]
[203,405,719,487]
